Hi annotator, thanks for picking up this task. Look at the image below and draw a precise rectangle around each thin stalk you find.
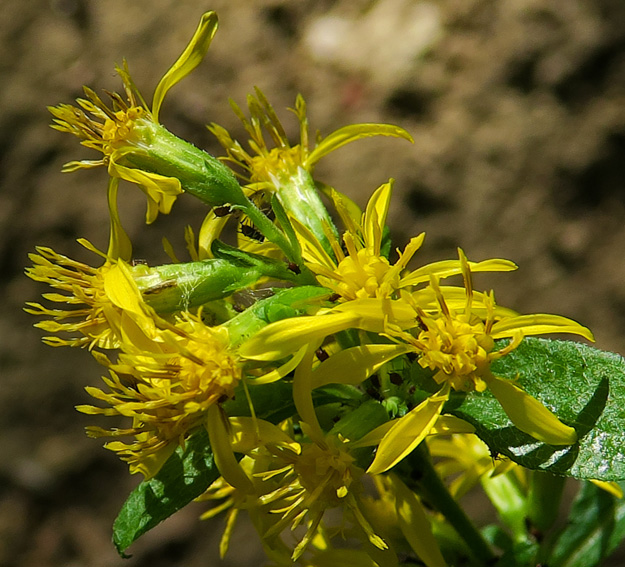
[527,470,565,533]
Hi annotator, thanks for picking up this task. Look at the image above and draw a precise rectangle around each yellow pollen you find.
[249,145,305,183]
[417,314,494,392]
[101,106,146,149]
[166,323,241,406]
[332,248,395,301]
[293,442,356,505]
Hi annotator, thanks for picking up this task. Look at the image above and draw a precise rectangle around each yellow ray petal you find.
[367,383,450,475]
[229,416,300,453]
[152,12,219,122]
[491,314,594,342]
[488,375,577,445]
[311,343,411,389]
[206,405,253,492]
[238,311,357,361]
[590,480,623,498]
[363,181,393,252]
[388,474,448,567]
[106,177,132,261]
[103,262,145,316]
[307,124,413,167]
[400,258,517,287]
[248,346,307,385]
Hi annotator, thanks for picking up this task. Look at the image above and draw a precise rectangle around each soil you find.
[2,1,625,565]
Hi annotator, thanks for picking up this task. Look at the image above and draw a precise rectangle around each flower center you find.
[294,442,357,504]
[417,314,494,392]
[173,324,241,406]
[249,145,305,183]
[332,248,395,301]
[101,106,146,153]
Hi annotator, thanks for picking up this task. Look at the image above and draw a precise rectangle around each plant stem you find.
[527,470,566,533]
[401,444,497,565]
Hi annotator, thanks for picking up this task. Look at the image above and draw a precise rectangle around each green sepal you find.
[547,481,625,567]
[445,338,625,480]
[210,240,304,288]
[132,241,304,313]
[124,120,248,208]
[272,166,339,257]
[112,428,219,556]
[224,285,331,347]
[329,399,388,442]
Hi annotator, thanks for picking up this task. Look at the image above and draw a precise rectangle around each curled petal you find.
[109,159,183,223]
[488,375,577,445]
[306,123,413,168]
[491,314,594,342]
[152,11,219,121]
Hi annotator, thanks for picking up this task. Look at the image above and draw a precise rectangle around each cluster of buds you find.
[27,11,604,566]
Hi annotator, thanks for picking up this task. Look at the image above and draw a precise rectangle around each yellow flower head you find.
[254,431,386,561]
[79,311,241,478]
[295,181,425,301]
[409,277,503,394]
[367,251,594,475]
[24,242,146,349]
[401,250,593,394]
[209,88,412,189]
[49,12,220,223]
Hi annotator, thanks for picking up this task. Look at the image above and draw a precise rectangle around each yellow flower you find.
[209,89,413,259]
[258,433,384,561]
[428,433,521,500]
[78,311,242,478]
[49,12,233,224]
[367,251,593,474]
[293,180,516,301]
[25,240,150,349]
[240,249,593,475]
[228,419,387,561]
[209,88,412,188]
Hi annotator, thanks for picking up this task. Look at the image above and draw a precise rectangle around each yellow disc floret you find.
[78,313,241,478]
[25,245,122,349]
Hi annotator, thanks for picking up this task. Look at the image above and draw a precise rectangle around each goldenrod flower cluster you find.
[27,11,604,566]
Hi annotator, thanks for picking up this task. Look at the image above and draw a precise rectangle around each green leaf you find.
[547,481,625,567]
[494,539,540,567]
[113,428,219,556]
[446,338,625,480]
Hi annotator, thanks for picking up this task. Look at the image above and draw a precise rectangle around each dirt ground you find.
[2,1,625,565]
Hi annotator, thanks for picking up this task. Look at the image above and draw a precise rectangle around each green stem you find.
[238,199,297,262]
[401,444,497,565]
[527,470,565,533]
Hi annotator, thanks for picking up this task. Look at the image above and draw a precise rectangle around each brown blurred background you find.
[3,0,625,565]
